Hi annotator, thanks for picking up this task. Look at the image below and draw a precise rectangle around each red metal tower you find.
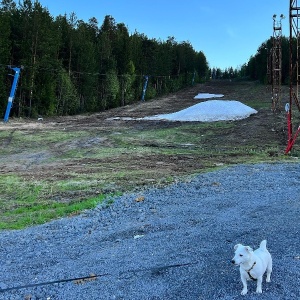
[285,0,300,153]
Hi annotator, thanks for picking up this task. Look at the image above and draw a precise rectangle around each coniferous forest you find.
[211,36,291,84]
[0,0,294,119]
[0,0,210,118]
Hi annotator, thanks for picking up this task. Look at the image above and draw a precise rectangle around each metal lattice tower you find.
[266,47,272,87]
[272,14,284,112]
[285,0,300,153]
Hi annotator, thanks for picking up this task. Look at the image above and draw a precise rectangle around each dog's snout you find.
[231,259,235,264]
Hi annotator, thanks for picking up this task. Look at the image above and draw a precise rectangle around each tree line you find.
[0,0,210,118]
[242,36,290,84]
[212,36,293,85]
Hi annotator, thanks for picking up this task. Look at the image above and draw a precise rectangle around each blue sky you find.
[38,0,289,70]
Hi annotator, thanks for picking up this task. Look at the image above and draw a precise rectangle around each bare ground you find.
[0,80,298,205]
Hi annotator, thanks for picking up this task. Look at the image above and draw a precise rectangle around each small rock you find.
[133,235,144,239]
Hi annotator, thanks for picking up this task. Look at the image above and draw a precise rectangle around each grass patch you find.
[0,194,108,230]
[0,175,43,208]
[0,129,90,153]
[0,174,117,230]
[110,122,235,148]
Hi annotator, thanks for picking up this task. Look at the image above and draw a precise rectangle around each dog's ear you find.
[245,246,253,252]
[234,244,240,250]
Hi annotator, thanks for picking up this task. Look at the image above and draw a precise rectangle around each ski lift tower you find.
[285,0,300,153]
[266,46,272,88]
[272,14,284,112]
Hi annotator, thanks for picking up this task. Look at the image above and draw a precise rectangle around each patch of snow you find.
[194,93,224,99]
[141,100,257,122]
[106,117,134,121]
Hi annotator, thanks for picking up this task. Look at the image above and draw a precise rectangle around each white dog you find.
[231,240,272,295]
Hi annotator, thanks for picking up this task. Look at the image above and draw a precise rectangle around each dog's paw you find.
[256,288,262,294]
[266,278,271,283]
[241,289,248,295]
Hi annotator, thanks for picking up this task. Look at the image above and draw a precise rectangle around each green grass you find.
[110,122,235,149]
[0,129,90,154]
[0,192,109,230]
[0,173,118,230]
[0,175,42,206]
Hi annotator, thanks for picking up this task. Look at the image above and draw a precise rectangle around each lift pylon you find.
[3,66,22,123]
[285,0,300,153]
[272,14,284,112]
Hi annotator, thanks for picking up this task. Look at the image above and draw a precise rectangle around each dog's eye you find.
[239,254,243,257]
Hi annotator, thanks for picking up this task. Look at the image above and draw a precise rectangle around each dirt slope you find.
[0,80,297,206]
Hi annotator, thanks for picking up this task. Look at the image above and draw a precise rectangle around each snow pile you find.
[142,100,257,122]
[194,93,224,99]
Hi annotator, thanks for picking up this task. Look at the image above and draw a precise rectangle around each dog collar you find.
[246,262,257,281]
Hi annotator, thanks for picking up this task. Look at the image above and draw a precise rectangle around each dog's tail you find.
[259,240,267,251]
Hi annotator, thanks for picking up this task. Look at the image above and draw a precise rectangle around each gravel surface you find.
[0,162,300,300]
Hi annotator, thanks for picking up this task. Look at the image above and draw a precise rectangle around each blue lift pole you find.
[141,75,149,101]
[3,66,21,123]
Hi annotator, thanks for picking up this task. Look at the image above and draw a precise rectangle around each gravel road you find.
[0,162,299,300]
